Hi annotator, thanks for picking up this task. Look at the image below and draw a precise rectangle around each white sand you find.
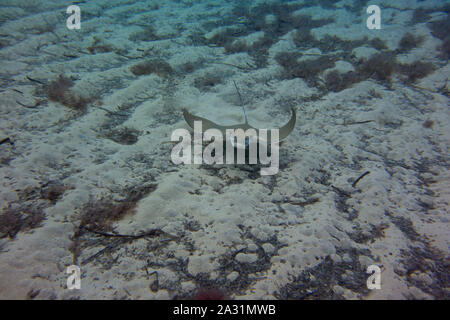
[0,0,448,299]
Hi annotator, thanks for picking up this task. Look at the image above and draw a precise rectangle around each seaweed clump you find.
[397,61,436,83]
[324,70,361,92]
[194,73,224,91]
[370,37,388,51]
[292,29,316,47]
[428,15,450,41]
[87,37,114,54]
[0,205,45,239]
[275,52,336,85]
[357,52,396,82]
[179,61,197,74]
[208,5,334,68]
[274,51,300,71]
[40,181,68,204]
[130,59,173,77]
[47,75,90,112]
[68,184,158,265]
[422,120,434,129]
[356,54,435,84]
[208,28,235,48]
[77,185,157,233]
[78,200,135,233]
[224,35,274,67]
[397,32,424,53]
[412,8,432,24]
[277,48,436,92]
[291,56,337,80]
[105,127,140,145]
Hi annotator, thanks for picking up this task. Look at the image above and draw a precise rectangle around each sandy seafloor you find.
[0,0,448,300]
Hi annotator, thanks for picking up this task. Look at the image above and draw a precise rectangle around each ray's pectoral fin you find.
[277,108,296,142]
[182,107,296,143]
[183,108,225,132]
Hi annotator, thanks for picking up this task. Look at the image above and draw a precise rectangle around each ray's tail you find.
[233,80,248,124]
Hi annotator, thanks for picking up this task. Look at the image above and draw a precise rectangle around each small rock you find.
[235,252,258,263]
[262,243,275,254]
[227,271,239,282]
